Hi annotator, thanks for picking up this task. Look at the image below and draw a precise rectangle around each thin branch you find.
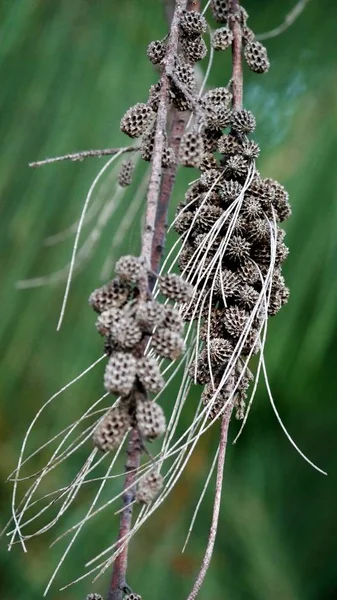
[29,147,138,168]
[186,405,233,600]
[107,2,188,599]
[256,0,311,41]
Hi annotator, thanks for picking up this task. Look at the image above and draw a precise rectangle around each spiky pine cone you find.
[212,27,233,51]
[231,109,256,134]
[93,405,131,452]
[244,40,270,74]
[120,103,154,138]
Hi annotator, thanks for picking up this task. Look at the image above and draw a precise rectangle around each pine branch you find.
[107,2,188,599]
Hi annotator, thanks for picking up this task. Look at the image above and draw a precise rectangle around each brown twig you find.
[229,0,243,112]
[256,0,310,41]
[29,147,138,168]
[107,2,187,599]
[186,404,234,600]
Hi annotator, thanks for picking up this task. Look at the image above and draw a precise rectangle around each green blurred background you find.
[1,1,336,599]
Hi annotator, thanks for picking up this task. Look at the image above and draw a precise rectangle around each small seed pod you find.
[117,159,134,187]
[104,352,137,396]
[246,217,271,244]
[244,40,270,74]
[136,469,163,505]
[115,255,146,283]
[136,399,166,440]
[179,10,207,35]
[86,594,103,600]
[151,328,184,360]
[226,234,251,263]
[148,82,161,111]
[204,104,232,130]
[220,179,242,202]
[174,210,194,235]
[124,594,142,600]
[242,26,255,45]
[188,358,213,385]
[231,109,256,134]
[223,306,248,338]
[162,305,184,334]
[120,103,154,138]
[181,35,207,63]
[89,278,131,313]
[135,300,165,331]
[93,405,131,452]
[96,306,122,336]
[179,131,205,168]
[210,0,230,24]
[212,27,233,51]
[147,39,166,65]
[162,146,176,168]
[202,127,222,153]
[201,378,235,420]
[137,356,164,393]
[110,316,142,350]
[174,57,196,90]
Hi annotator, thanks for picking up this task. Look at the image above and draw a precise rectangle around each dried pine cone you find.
[151,328,184,360]
[136,400,166,440]
[137,356,164,393]
[226,234,251,263]
[89,278,131,313]
[218,134,240,155]
[117,159,134,187]
[104,352,137,396]
[208,338,234,364]
[115,255,146,283]
[110,316,142,350]
[124,594,142,600]
[96,306,121,336]
[93,405,131,452]
[235,284,259,310]
[120,103,154,138]
[135,300,165,330]
[136,469,163,504]
[221,180,242,202]
[86,594,103,600]
[159,274,193,302]
[202,87,232,108]
[162,305,184,334]
[179,131,205,168]
[181,35,207,63]
[214,269,241,297]
[147,39,166,65]
[210,0,230,23]
[244,40,270,74]
[212,27,233,51]
[179,10,207,35]
[231,109,256,134]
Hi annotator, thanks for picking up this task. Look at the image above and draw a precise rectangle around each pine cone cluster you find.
[89,257,191,448]
[174,107,290,419]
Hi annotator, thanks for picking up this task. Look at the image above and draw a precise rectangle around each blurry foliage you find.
[0,1,336,599]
